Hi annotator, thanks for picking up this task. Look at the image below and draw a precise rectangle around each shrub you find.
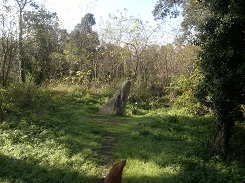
[169,68,207,115]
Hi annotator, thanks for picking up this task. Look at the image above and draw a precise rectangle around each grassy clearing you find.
[0,84,244,183]
[116,112,245,183]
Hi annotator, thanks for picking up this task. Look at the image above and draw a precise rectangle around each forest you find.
[0,0,244,182]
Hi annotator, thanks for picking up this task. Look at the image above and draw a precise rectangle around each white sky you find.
[41,0,183,44]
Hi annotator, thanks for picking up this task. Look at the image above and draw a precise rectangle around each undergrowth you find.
[0,83,244,183]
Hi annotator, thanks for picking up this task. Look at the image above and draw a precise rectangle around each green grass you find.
[0,84,244,183]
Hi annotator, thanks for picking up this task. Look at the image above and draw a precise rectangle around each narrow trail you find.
[100,132,117,165]
[94,118,121,164]
[93,118,121,182]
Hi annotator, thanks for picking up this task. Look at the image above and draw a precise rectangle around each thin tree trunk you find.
[2,54,7,86]
[16,0,30,83]
[19,10,25,83]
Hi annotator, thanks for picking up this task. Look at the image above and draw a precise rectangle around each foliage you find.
[169,68,207,115]
[152,0,183,19]
[195,0,245,155]
[81,13,96,32]
[0,0,198,113]
[95,44,130,82]
[15,0,39,83]
[153,0,245,156]
[65,13,99,82]
[98,9,162,82]
[0,1,19,86]
[0,85,102,182]
[1,2,244,181]
[24,7,61,84]
[1,85,244,182]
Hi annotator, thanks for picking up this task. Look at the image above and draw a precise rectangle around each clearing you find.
[0,85,244,183]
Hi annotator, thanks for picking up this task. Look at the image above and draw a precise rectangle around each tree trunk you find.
[213,119,234,156]
[16,0,29,83]
[19,10,25,83]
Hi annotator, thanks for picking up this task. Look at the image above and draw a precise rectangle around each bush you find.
[169,69,207,115]
[0,83,46,121]
[0,84,26,120]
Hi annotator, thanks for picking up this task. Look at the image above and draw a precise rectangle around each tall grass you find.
[0,83,244,182]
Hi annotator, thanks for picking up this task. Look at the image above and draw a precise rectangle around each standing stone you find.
[99,80,131,115]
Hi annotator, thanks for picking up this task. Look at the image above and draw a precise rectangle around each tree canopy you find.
[1,0,244,156]
[153,0,245,156]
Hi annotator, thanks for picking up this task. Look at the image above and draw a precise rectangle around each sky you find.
[41,0,182,44]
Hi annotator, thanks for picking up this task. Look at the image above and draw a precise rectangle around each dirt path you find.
[95,118,121,164]
[93,118,121,182]
[100,132,117,165]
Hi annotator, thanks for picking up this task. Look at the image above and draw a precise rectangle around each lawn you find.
[0,84,244,183]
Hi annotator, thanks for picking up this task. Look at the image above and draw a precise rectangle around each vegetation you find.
[153,0,245,156]
[0,0,244,182]
[0,84,244,182]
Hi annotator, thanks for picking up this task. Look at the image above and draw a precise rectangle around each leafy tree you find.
[153,43,198,88]
[15,0,38,83]
[153,0,245,156]
[96,43,130,82]
[0,1,19,86]
[66,13,99,83]
[81,13,96,32]
[24,7,61,84]
[99,9,161,83]
[196,0,245,156]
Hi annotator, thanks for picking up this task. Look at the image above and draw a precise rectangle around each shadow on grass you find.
[112,114,245,183]
[0,89,107,182]
[2,89,104,151]
[116,114,214,161]
[1,87,244,183]
[0,154,96,183]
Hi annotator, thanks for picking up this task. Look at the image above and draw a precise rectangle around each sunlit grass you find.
[0,84,244,182]
[123,159,180,180]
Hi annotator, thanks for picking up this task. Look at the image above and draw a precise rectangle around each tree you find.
[24,6,61,84]
[96,43,129,82]
[15,0,37,83]
[99,9,161,83]
[81,13,96,32]
[0,1,19,86]
[153,0,245,156]
[196,0,245,156]
[66,13,99,83]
